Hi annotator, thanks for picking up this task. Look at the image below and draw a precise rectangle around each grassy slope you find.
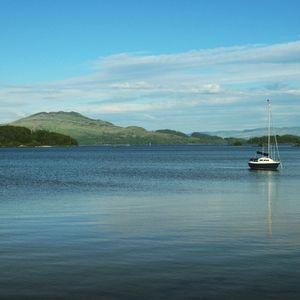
[11,112,204,145]
[10,111,300,146]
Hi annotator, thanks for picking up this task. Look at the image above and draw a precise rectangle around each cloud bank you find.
[1,41,300,131]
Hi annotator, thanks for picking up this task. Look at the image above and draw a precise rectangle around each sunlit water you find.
[1,145,300,299]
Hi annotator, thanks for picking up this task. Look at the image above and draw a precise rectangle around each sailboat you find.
[248,100,281,170]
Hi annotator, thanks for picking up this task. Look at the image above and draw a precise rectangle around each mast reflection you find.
[262,171,277,236]
[266,173,273,235]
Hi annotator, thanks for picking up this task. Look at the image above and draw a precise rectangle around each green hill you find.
[8,112,300,146]
[10,111,223,145]
[191,132,226,144]
[206,127,300,138]
[247,134,300,145]
[156,129,188,138]
[0,125,78,147]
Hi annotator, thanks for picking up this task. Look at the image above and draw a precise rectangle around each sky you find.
[0,0,300,132]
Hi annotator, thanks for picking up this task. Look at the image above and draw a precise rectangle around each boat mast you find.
[267,99,271,158]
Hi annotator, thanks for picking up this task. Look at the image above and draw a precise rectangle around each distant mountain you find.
[205,127,300,139]
[10,111,224,145]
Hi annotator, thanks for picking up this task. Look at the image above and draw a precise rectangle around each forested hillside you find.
[0,125,78,147]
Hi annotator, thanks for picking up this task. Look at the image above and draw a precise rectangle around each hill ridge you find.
[10,111,205,145]
[9,111,300,145]
[206,126,300,138]
[10,111,227,145]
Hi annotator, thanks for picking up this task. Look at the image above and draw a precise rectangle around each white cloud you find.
[1,40,300,130]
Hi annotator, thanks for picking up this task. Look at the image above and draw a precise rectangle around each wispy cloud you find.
[1,41,300,130]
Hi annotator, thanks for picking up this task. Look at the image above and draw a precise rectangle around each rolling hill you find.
[10,111,223,145]
[205,127,300,139]
[8,111,300,146]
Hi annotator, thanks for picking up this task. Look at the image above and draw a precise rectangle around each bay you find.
[0,145,300,299]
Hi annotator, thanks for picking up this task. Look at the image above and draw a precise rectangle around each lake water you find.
[1,145,300,299]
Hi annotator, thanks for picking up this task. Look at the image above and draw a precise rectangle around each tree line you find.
[0,125,78,147]
[1,125,299,147]
[247,135,300,146]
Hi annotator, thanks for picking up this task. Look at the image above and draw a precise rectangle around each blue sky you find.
[1,0,300,131]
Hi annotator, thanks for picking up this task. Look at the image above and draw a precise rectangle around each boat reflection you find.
[261,170,279,236]
[251,170,278,235]
[266,172,273,235]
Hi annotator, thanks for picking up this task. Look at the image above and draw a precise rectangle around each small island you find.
[0,125,78,147]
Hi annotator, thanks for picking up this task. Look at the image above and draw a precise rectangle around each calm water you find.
[1,145,300,300]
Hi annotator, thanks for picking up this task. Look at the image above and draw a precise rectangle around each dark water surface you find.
[1,145,300,299]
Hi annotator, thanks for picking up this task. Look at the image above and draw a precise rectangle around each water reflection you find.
[266,172,273,235]
[261,171,277,236]
[250,169,278,235]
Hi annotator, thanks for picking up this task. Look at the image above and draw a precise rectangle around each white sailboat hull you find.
[248,158,280,170]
